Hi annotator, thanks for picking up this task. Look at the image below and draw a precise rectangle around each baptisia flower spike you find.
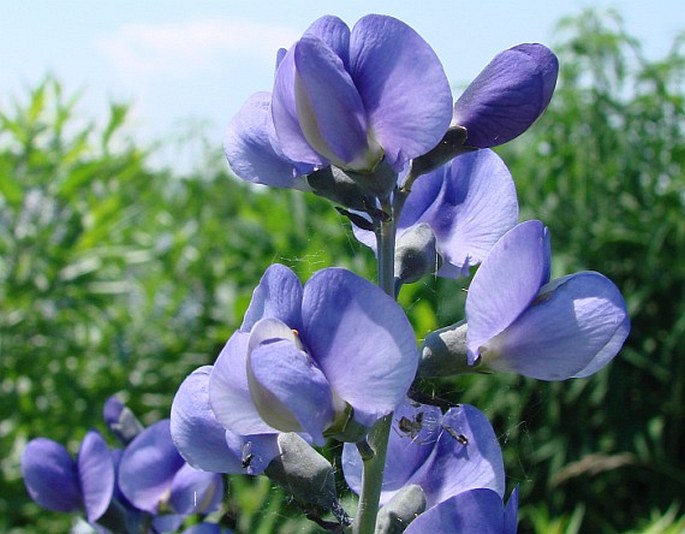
[225,14,452,189]
[174,263,417,454]
[453,43,559,148]
[466,220,630,380]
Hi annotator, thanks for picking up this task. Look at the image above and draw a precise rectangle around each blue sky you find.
[1,1,682,167]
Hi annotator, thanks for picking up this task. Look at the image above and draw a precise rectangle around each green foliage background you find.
[1,10,683,533]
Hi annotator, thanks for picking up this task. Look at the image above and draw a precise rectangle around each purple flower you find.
[118,419,224,517]
[225,14,452,186]
[172,264,418,464]
[224,92,315,189]
[453,43,559,148]
[466,220,630,379]
[404,487,519,534]
[354,149,518,279]
[103,395,144,445]
[171,365,280,476]
[342,400,504,510]
[21,430,114,523]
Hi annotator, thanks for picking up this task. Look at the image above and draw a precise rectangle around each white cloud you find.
[98,19,300,76]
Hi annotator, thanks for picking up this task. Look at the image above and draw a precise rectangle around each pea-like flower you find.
[22,402,224,533]
[353,149,518,281]
[342,400,505,510]
[225,14,452,188]
[466,220,630,379]
[453,43,559,148]
[21,430,114,524]
[172,263,418,464]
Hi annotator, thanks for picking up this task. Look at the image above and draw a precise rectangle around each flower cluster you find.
[22,397,227,533]
[23,12,630,534]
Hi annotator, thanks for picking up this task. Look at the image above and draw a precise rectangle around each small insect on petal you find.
[241,441,254,470]
[398,412,424,439]
[442,424,469,445]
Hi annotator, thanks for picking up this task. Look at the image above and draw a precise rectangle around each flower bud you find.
[264,433,341,514]
[419,321,482,378]
[394,224,441,289]
[306,166,371,210]
[376,484,426,534]
[103,396,144,445]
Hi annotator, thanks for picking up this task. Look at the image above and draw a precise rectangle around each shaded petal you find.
[169,463,224,515]
[118,420,185,513]
[405,489,505,533]
[466,220,550,364]
[152,514,185,533]
[504,487,520,534]
[171,366,245,473]
[247,317,301,354]
[342,401,443,504]
[398,168,445,230]
[78,430,115,522]
[454,43,559,148]
[401,150,518,277]
[242,263,303,332]
[103,396,124,427]
[210,332,278,435]
[382,402,444,495]
[272,47,328,166]
[485,272,630,380]
[350,15,452,169]
[304,15,351,67]
[413,405,505,508]
[248,337,334,444]
[292,36,375,170]
[225,432,280,476]
[182,523,230,534]
[224,92,309,188]
[21,438,82,513]
[302,268,418,427]
[109,448,133,508]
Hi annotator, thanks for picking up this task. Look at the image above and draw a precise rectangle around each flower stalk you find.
[353,195,396,534]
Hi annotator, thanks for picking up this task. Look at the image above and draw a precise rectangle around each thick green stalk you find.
[353,197,396,534]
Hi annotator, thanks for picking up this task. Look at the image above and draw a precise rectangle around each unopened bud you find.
[306,166,370,210]
[419,321,483,378]
[375,484,426,534]
[103,396,144,445]
[394,224,441,289]
[265,433,340,514]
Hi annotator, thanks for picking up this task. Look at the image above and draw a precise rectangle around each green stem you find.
[353,196,397,534]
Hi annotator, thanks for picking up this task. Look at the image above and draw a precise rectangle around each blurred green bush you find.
[0,78,374,532]
[1,8,683,533]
